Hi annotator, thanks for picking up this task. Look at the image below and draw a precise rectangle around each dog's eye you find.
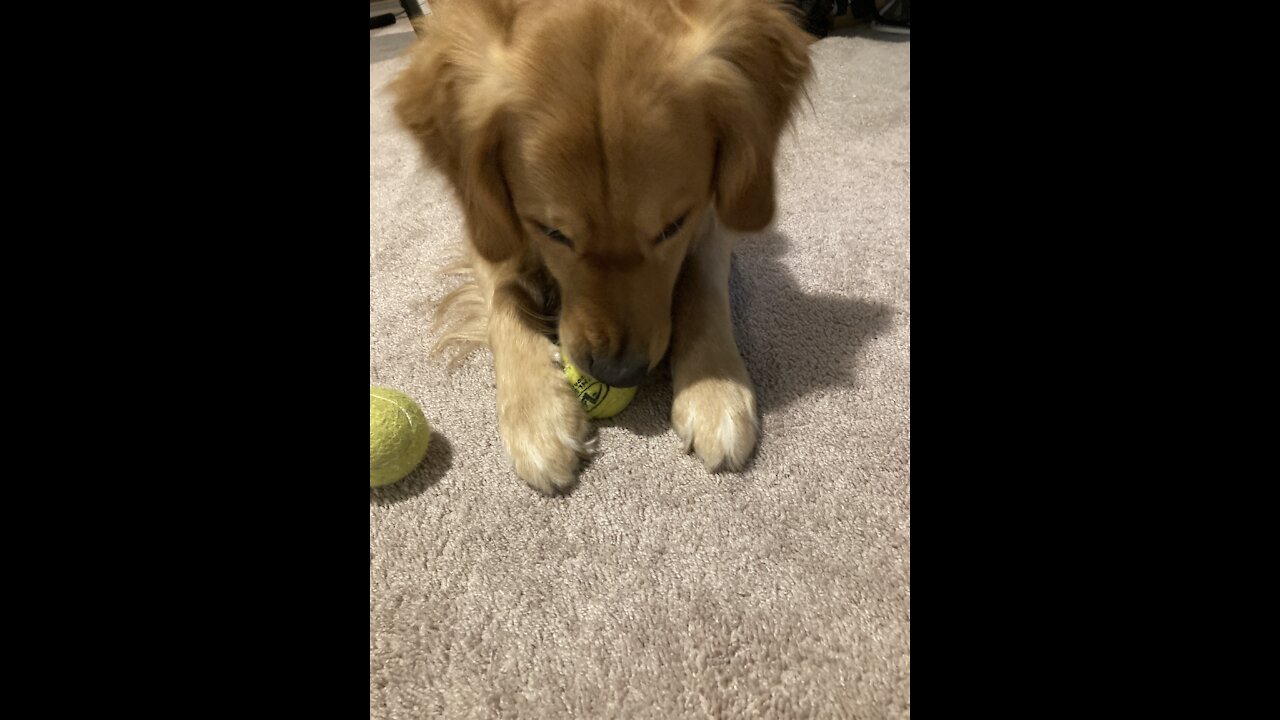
[656,215,687,244]
[539,224,574,249]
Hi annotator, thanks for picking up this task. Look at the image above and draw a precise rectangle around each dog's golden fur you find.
[393,0,811,494]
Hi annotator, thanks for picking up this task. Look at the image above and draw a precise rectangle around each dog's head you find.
[393,0,811,386]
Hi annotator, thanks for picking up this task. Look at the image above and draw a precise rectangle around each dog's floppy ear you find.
[391,1,523,263]
[687,0,812,231]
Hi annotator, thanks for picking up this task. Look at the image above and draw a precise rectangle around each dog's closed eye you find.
[656,214,688,244]
[536,222,574,249]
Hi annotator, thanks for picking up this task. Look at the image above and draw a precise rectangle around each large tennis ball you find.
[370,387,432,487]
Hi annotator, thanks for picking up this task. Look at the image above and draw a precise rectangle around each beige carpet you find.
[370,23,910,719]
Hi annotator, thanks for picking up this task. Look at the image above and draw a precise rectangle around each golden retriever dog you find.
[392,0,811,494]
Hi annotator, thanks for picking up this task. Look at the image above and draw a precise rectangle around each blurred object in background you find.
[370,1,428,36]
[794,0,910,39]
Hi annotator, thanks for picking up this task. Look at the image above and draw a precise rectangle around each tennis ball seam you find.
[370,393,420,435]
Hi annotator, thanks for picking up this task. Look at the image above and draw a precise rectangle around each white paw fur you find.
[671,377,759,472]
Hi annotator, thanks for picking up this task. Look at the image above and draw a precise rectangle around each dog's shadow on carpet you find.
[732,231,896,414]
[370,434,454,505]
[610,230,895,438]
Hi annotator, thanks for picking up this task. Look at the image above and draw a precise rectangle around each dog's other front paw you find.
[496,367,594,495]
[671,377,759,472]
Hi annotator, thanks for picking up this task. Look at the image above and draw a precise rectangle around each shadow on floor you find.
[370,433,453,504]
[608,230,895,438]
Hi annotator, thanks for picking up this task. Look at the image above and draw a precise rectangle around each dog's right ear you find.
[391,1,523,264]
[682,0,812,233]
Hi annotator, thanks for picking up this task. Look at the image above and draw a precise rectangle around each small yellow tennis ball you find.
[563,360,638,419]
[370,387,432,487]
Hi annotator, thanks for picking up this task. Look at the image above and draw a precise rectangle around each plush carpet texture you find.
[370,20,910,719]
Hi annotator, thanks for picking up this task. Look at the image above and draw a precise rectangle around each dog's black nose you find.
[586,352,648,388]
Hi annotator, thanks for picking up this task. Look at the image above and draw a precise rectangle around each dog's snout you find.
[584,351,648,388]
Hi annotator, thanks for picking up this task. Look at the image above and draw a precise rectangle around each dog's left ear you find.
[686,0,812,231]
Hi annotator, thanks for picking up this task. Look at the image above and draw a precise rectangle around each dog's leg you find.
[670,218,759,471]
[474,256,593,494]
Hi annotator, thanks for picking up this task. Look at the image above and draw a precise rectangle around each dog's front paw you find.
[497,364,594,495]
[672,377,759,472]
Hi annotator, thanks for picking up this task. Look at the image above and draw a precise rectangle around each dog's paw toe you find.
[499,382,594,495]
[672,378,759,472]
